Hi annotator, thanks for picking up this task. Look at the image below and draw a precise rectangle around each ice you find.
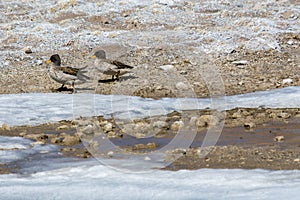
[1,135,300,199]
[0,136,60,164]
[0,162,300,200]
[0,86,300,127]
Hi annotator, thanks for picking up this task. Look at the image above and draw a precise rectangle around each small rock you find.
[153,121,168,129]
[160,64,174,71]
[30,141,46,146]
[107,151,114,157]
[282,78,293,85]
[157,0,175,6]
[294,158,300,162]
[179,70,188,75]
[189,117,198,126]
[144,156,151,161]
[147,142,158,149]
[24,47,33,54]
[1,123,11,131]
[232,60,248,65]
[56,125,69,130]
[238,81,244,85]
[62,134,80,146]
[176,82,189,90]
[24,133,48,142]
[269,113,277,118]
[232,112,242,119]
[197,115,219,127]
[274,135,285,142]
[244,122,256,129]
[107,131,118,138]
[277,112,291,119]
[103,122,113,133]
[134,144,147,149]
[61,147,74,152]
[287,40,294,45]
[19,132,27,137]
[170,121,184,131]
[51,137,63,144]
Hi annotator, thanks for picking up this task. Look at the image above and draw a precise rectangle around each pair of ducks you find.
[46,50,133,92]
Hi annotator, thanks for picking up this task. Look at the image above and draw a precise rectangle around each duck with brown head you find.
[46,54,90,93]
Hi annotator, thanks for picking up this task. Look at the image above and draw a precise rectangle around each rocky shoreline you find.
[1,107,300,173]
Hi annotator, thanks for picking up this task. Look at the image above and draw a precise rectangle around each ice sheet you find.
[1,162,300,200]
[0,86,299,126]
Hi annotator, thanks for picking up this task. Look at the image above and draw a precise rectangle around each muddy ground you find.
[0,34,299,98]
[1,108,300,173]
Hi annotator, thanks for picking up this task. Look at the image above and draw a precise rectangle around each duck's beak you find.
[90,55,97,59]
[46,59,52,64]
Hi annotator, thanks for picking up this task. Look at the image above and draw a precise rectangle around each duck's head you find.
[46,54,61,66]
[91,50,106,59]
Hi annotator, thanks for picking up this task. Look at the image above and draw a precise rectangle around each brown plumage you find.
[91,50,133,80]
[46,54,89,92]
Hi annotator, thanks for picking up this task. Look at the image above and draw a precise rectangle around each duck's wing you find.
[107,59,134,69]
[58,66,79,76]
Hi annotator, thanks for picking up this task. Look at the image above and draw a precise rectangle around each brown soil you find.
[0,33,299,97]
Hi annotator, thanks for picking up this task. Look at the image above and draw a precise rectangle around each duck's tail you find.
[77,66,91,81]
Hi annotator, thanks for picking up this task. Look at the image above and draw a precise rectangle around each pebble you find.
[287,40,294,45]
[61,147,75,152]
[179,70,188,75]
[189,117,198,126]
[107,151,114,157]
[153,121,168,129]
[232,60,248,65]
[197,115,219,127]
[30,141,46,146]
[294,158,300,162]
[144,156,151,161]
[147,142,158,149]
[62,134,80,146]
[232,112,242,119]
[274,135,285,142]
[24,47,33,54]
[170,121,184,131]
[1,123,11,131]
[157,0,175,6]
[24,133,48,141]
[244,122,256,129]
[277,112,291,119]
[282,78,293,85]
[56,125,69,130]
[176,82,189,90]
[159,64,175,71]
[103,122,113,132]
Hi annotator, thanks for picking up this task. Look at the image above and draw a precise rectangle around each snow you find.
[1,135,300,199]
[0,160,300,200]
[0,86,300,126]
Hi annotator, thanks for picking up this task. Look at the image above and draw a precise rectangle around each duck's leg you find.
[72,81,76,93]
[115,71,120,81]
[57,84,65,92]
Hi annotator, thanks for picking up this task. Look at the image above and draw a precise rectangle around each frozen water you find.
[0,86,300,127]
[0,136,60,164]
[0,161,300,200]
[1,134,300,199]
